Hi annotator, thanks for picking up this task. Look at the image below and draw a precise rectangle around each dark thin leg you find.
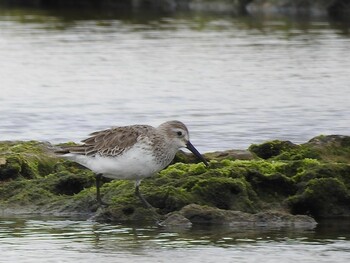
[134,181,163,226]
[96,173,108,206]
[135,183,153,209]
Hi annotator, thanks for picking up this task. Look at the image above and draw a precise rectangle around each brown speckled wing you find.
[67,125,154,157]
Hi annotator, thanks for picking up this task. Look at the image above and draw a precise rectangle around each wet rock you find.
[205,149,254,161]
[307,135,350,147]
[305,135,350,162]
[289,177,350,218]
[161,212,192,227]
[189,176,258,212]
[174,149,254,164]
[52,173,95,195]
[179,204,255,225]
[179,204,317,228]
[0,136,349,222]
[246,171,297,197]
[0,141,58,180]
[249,140,297,159]
[248,135,350,162]
[254,210,317,228]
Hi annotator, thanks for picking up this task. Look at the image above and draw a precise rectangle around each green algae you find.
[249,135,350,163]
[289,178,350,217]
[249,140,321,161]
[0,141,95,212]
[306,135,350,163]
[0,135,350,221]
[249,140,297,159]
[0,141,57,180]
[190,177,258,212]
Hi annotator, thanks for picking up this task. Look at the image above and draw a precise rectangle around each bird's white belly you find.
[64,146,165,180]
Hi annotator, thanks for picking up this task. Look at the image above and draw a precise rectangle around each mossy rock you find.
[0,156,26,180]
[1,137,350,221]
[305,135,350,163]
[249,135,350,162]
[176,204,317,228]
[0,141,58,180]
[0,179,56,206]
[249,140,297,159]
[204,150,255,161]
[145,185,194,214]
[293,162,350,187]
[173,150,202,164]
[49,172,95,195]
[289,178,350,218]
[246,170,297,198]
[189,177,258,212]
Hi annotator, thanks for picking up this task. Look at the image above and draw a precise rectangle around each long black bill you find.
[186,141,209,166]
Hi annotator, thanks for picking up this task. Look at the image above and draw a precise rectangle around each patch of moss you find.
[249,140,297,159]
[246,171,296,197]
[102,180,137,205]
[293,162,350,188]
[249,139,323,161]
[173,150,200,164]
[49,172,95,195]
[146,186,194,214]
[0,179,56,206]
[159,163,188,178]
[188,162,207,175]
[0,156,23,180]
[274,146,321,161]
[190,177,258,212]
[7,186,56,206]
[0,180,28,200]
[288,178,350,218]
[0,141,58,180]
[227,159,288,176]
[306,135,350,163]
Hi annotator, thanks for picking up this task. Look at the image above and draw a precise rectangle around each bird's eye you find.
[177,131,183,136]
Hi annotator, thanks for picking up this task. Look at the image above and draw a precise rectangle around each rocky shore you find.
[1,135,349,227]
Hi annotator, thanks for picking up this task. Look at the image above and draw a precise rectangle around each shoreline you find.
[1,135,349,227]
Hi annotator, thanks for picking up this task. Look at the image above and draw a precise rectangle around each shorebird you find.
[56,120,208,208]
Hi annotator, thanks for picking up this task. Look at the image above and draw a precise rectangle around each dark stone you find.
[179,204,317,228]
[53,174,94,195]
[246,171,297,197]
[289,178,350,218]
[249,140,297,159]
[0,156,35,180]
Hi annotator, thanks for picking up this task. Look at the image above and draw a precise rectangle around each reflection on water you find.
[0,7,350,152]
[0,216,350,262]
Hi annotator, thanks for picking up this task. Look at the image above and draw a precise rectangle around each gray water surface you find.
[1,8,350,151]
[0,216,350,263]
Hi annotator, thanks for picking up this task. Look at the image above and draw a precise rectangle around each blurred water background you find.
[1,7,349,152]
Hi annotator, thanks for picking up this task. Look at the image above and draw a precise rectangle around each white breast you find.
[64,142,166,180]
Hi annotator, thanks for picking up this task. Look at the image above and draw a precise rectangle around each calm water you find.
[0,216,350,263]
[0,8,350,151]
